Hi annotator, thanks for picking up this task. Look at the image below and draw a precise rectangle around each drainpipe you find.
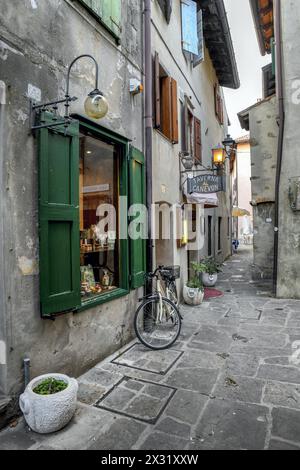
[144,0,154,273]
[273,0,285,295]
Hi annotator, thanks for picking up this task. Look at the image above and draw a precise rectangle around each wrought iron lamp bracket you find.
[29,54,100,135]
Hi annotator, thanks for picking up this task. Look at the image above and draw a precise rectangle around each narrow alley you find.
[1,246,300,451]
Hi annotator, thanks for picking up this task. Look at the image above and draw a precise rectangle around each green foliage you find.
[187,262,205,290]
[33,378,68,395]
[201,257,222,275]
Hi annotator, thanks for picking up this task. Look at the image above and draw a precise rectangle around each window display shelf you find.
[80,247,115,255]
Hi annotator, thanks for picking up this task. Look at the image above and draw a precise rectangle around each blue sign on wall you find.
[187,175,225,194]
[181,0,199,55]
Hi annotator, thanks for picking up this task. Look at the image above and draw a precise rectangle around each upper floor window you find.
[157,0,173,23]
[78,0,122,40]
[181,95,202,165]
[181,0,204,67]
[214,84,224,125]
[153,52,179,144]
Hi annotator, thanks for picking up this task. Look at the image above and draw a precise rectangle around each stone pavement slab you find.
[190,399,269,450]
[1,246,300,450]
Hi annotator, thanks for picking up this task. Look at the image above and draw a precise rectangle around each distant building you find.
[231,135,253,243]
[239,0,300,296]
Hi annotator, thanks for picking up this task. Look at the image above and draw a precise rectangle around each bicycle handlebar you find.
[147,266,167,279]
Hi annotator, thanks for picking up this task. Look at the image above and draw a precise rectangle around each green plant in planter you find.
[201,257,222,275]
[186,262,206,290]
[33,378,68,395]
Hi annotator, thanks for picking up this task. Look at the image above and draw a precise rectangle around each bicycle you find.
[134,266,182,350]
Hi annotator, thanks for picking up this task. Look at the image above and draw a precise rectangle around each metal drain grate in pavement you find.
[95,377,176,424]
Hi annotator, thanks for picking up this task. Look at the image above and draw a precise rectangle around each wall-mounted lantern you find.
[212,134,236,168]
[212,144,226,167]
[29,54,108,134]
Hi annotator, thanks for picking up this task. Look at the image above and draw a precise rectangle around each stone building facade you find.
[0,0,145,416]
[239,0,300,296]
[0,0,239,424]
[152,0,239,289]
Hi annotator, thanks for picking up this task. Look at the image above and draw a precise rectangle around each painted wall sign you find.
[187,175,224,194]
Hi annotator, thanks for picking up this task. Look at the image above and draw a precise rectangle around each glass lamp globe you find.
[84,90,108,119]
[212,145,225,166]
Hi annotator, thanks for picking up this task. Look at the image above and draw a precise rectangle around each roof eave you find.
[249,0,271,56]
[202,0,240,90]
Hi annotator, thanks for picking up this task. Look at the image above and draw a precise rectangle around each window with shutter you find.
[38,114,146,316]
[154,52,161,129]
[214,84,224,125]
[194,117,202,164]
[153,54,179,144]
[181,100,188,153]
[181,95,194,156]
[193,8,204,67]
[161,77,172,141]
[157,0,173,23]
[171,78,179,144]
[129,147,146,289]
[181,0,199,56]
[78,0,122,40]
[39,113,81,317]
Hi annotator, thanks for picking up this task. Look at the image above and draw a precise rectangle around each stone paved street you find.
[1,246,300,450]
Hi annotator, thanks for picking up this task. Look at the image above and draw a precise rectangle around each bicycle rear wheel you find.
[134,297,181,350]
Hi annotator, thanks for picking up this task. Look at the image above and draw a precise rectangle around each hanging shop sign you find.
[187,175,224,194]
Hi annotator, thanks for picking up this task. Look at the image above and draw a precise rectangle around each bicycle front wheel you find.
[134,297,182,350]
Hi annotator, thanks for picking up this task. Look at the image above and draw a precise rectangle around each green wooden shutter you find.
[79,0,103,17]
[39,113,81,317]
[129,146,146,289]
[110,0,122,37]
[78,1,121,39]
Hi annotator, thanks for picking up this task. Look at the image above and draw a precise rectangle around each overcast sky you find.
[223,0,270,138]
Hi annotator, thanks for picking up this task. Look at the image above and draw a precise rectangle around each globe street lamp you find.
[29,54,108,133]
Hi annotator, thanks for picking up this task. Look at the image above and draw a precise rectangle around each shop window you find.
[38,113,146,318]
[154,52,179,143]
[79,133,120,300]
[78,0,122,40]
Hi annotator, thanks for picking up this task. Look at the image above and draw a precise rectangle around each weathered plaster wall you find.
[0,0,143,396]
[0,81,7,396]
[152,0,232,283]
[248,96,278,279]
[277,0,300,298]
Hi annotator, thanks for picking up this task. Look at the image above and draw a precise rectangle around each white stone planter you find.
[202,273,218,287]
[183,285,204,306]
[19,374,78,434]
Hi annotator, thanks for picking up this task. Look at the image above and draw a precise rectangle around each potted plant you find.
[183,262,206,306]
[19,373,78,434]
[201,257,222,287]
